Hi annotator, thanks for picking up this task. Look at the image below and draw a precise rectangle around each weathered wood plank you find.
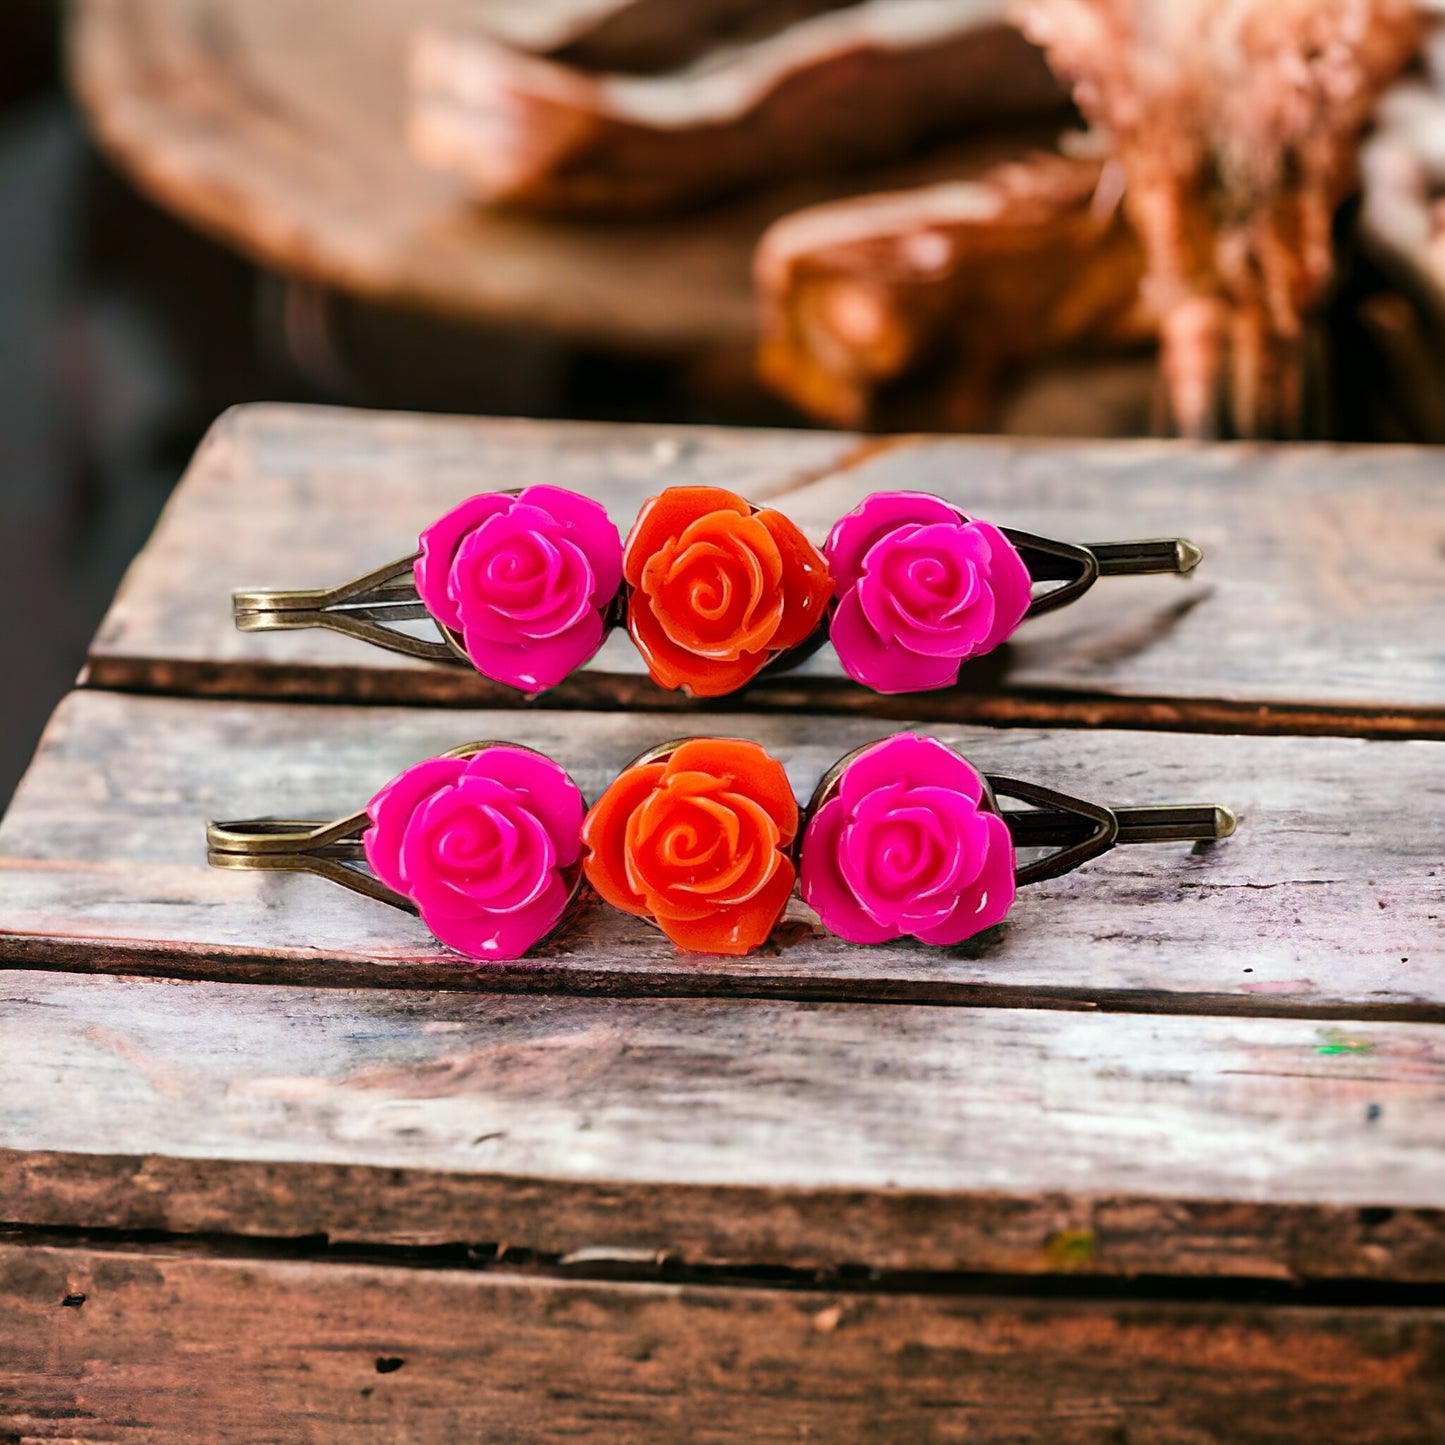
[2,971,1444,1279]
[4,1244,1445,1444]
[1,690,1440,1017]
[85,405,1445,735]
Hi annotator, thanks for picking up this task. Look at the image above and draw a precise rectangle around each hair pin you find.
[232,486,1201,699]
[207,742,586,959]
[208,733,1234,960]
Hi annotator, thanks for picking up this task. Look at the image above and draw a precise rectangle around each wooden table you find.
[2,405,1444,1441]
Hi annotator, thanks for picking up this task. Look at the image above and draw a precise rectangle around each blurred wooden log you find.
[409,0,1063,215]
[70,0,1047,352]
[467,0,853,73]
[755,151,1153,428]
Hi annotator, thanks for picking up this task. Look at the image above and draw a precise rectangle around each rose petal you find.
[858,526,982,640]
[660,859,795,956]
[911,813,1017,945]
[421,870,572,961]
[642,525,782,659]
[626,786,743,922]
[517,485,623,603]
[414,493,514,631]
[580,762,668,916]
[664,739,798,844]
[623,486,752,589]
[756,508,832,652]
[453,516,593,640]
[799,797,900,945]
[837,735,984,812]
[462,746,584,868]
[644,792,781,912]
[823,492,963,593]
[403,784,557,918]
[363,755,469,897]
[628,595,768,696]
[859,522,997,661]
[838,793,986,926]
[970,521,1035,654]
[462,605,605,693]
[830,588,961,694]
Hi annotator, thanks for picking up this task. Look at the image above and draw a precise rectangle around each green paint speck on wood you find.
[1316,1027,1375,1056]
[1044,1230,1096,1271]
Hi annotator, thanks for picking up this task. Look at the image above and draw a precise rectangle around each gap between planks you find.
[6,1220,1445,1308]
[7,941,1445,1023]
[75,666,1445,741]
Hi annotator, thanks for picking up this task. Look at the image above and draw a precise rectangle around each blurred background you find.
[5,0,1445,803]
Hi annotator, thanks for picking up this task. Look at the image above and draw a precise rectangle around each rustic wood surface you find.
[3,970,1445,1279]
[10,402,1445,1435]
[411,1,1058,214]
[86,405,1445,734]
[4,1242,1444,1444]
[2,690,1442,1015]
[68,0,1042,350]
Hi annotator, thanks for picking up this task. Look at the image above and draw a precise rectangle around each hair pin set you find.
[214,484,1234,960]
[232,484,1201,697]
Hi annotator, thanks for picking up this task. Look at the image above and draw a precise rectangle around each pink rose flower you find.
[824,492,1034,694]
[414,486,622,693]
[363,745,585,960]
[800,733,1016,946]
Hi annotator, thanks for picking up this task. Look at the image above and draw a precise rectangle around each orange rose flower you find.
[624,486,832,697]
[581,738,799,954]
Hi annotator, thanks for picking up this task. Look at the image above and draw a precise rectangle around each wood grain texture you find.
[2,971,1445,1279]
[4,1243,1445,1444]
[85,405,1445,734]
[68,0,1041,350]
[2,690,1441,1017]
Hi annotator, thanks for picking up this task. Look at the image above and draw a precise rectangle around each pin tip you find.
[1175,539,1204,574]
[1213,805,1238,839]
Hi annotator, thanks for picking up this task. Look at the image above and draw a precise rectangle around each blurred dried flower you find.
[1013,0,1423,436]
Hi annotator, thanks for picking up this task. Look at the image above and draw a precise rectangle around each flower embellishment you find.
[624,486,832,697]
[800,733,1016,946]
[581,738,799,954]
[824,491,1033,694]
[364,744,585,960]
[414,486,623,693]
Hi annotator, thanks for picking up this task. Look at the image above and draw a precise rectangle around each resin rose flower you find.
[624,486,832,698]
[581,738,798,954]
[824,492,1033,694]
[414,486,622,694]
[364,744,585,960]
[800,733,1015,946]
